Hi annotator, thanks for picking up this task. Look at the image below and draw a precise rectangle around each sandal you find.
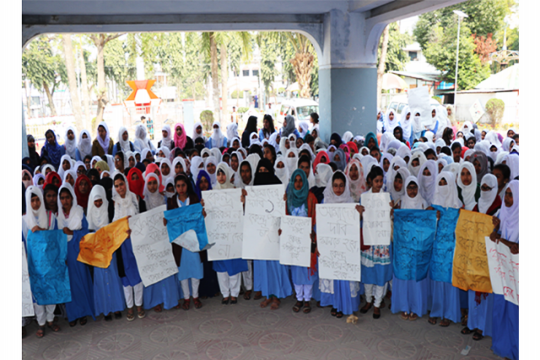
[408,313,418,321]
[47,322,61,332]
[461,314,468,326]
[400,312,409,321]
[222,297,230,305]
[330,308,337,316]
[292,301,303,313]
[428,317,437,325]
[36,326,45,338]
[303,302,311,313]
[79,317,87,326]
[373,307,381,319]
[182,299,191,310]
[154,304,163,313]
[472,331,484,341]
[316,301,324,308]
[114,311,122,319]
[253,291,263,301]
[243,290,252,300]
[230,297,238,305]
[336,311,343,319]
[270,297,280,310]
[193,298,203,309]
[461,327,473,335]
[126,308,135,321]
[439,319,451,327]
[137,307,146,319]
[360,302,373,314]
[260,298,273,308]
[69,319,77,327]
[104,315,113,322]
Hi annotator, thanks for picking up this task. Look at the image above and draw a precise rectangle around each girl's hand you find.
[126,229,132,237]
[163,218,168,227]
[202,209,207,218]
[241,189,247,204]
[31,226,41,233]
[315,246,320,257]
[283,193,288,202]
[492,216,500,228]
[510,243,519,255]
[63,227,73,235]
[200,199,205,207]
[426,206,434,211]
[389,200,394,208]
[437,210,441,220]
[489,231,500,242]
[356,205,365,215]
[278,229,282,236]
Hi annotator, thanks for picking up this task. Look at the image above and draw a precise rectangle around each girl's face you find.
[371,175,384,192]
[176,180,188,197]
[422,168,431,177]
[460,168,472,186]
[407,183,418,198]
[62,160,71,171]
[98,126,107,140]
[284,139,291,149]
[492,168,507,190]
[296,138,303,148]
[276,161,285,169]
[207,163,216,175]
[389,112,394,121]
[129,157,135,168]
[94,199,103,208]
[231,156,239,172]
[411,159,419,168]
[77,166,86,176]
[202,152,210,159]
[46,132,55,145]
[394,129,402,139]
[287,152,296,159]
[232,140,240,150]
[147,179,158,193]
[82,133,88,139]
[166,184,174,193]
[490,146,497,153]
[158,150,165,158]
[334,153,341,162]
[135,154,141,162]
[431,109,436,118]
[481,131,486,140]
[114,179,127,198]
[78,179,89,195]
[406,113,411,120]
[196,126,202,135]
[199,177,209,191]
[115,155,123,170]
[176,126,183,136]
[146,152,154,161]
[332,179,346,196]
[38,178,45,185]
[161,163,170,176]
[122,131,128,141]
[328,147,336,153]
[217,170,227,184]
[473,159,482,175]
[23,173,31,181]
[394,177,403,192]
[28,138,35,149]
[467,139,475,148]
[377,112,381,120]
[453,146,461,161]
[264,147,273,161]
[438,178,448,186]
[383,158,390,172]
[457,133,464,139]
[175,162,184,174]
[504,187,513,207]
[438,163,444,173]
[294,175,303,190]
[367,138,375,149]
[447,108,452,116]
[66,174,75,186]
[92,160,98,168]
[45,191,57,208]
[349,164,359,181]
[264,119,269,130]
[60,191,73,212]
[31,196,41,211]
[361,148,369,156]
[162,130,168,139]
[223,155,230,164]
[132,172,139,181]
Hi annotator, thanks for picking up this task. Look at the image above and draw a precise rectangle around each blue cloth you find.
[393,210,437,281]
[93,252,125,317]
[429,280,461,323]
[467,290,493,336]
[290,265,315,285]
[177,249,204,281]
[120,238,142,287]
[320,280,360,315]
[430,206,460,283]
[41,130,66,170]
[26,229,71,305]
[112,142,134,156]
[391,276,430,317]
[143,274,180,310]
[213,259,248,276]
[253,260,292,299]
[491,294,519,360]
[205,136,228,149]
[65,217,96,322]
[165,203,209,250]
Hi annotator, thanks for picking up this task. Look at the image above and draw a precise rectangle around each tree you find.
[257,33,280,101]
[473,33,498,64]
[376,25,390,109]
[62,35,84,130]
[382,23,412,72]
[424,23,491,90]
[89,33,125,124]
[286,33,315,99]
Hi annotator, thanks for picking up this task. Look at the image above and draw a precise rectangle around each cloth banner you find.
[78,217,130,268]
[129,205,178,286]
[22,242,35,316]
[203,189,244,261]
[316,204,361,281]
[26,230,71,305]
[242,185,285,260]
[452,210,493,293]
[279,216,312,267]
[408,86,432,127]
[485,237,519,306]
[361,192,392,246]
[393,209,437,281]
[165,203,209,251]
[430,206,460,283]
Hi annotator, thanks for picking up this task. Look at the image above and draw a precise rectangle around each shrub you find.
[231,90,243,99]
[200,110,214,132]
[485,98,505,128]
[237,107,249,114]
[431,96,442,104]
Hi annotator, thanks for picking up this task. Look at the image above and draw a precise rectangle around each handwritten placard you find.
[129,205,178,287]
[203,189,244,261]
[361,192,392,246]
[485,237,519,306]
[430,206,460,283]
[242,185,285,260]
[316,204,361,281]
[279,216,312,267]
[22,242,35,317]
[452,210,493,293]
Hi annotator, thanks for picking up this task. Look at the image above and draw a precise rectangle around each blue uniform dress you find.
[289,204,316,287]
[65,216,96,322]
[467,290,493,336]
[93,250,126,317]
[143,274,180,310]
[120,237,143,287]
[391,275,430,317]
[491,294,519,359]
[429,281,461,323]
[254,260,293,299]
[177,199,204,282]
[213,259,248,276]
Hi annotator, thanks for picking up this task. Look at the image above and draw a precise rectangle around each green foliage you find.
[237,107,249,114]
[22,36,65,92]
[432,96,443,104]
[379,23,412,72]
[200,110,214,131]
[423,23,491,90]
[485,98,505,127]
[103,38,136,99]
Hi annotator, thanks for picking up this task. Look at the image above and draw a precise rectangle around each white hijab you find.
[211,148,222,163]
[143,173,165,210]
[503,153,519,180]
[342,131,354,143]
[314,163,333,188]
[274,156,290,186]
[57,183,84,240]
[87,185,110,231]
[135,124,150,150]
[400,176,428,210]
[117,126,131,153]
[387,167,410,204]
[499,180,519,243]
[112,173,139,221]
[396,146,412,163]
[172,156,187,176]
[323,171,354,204]
[478,174,498,214]
[400,106,412,141]
[23,186,48,230]
[159,158,173,181]
[205,156,218,185]
[299,121,310,139]
[285,149,298,172]
[210,121,225,148]
[279,137,290,155]
[193,121,206,141]
[417,160,438,206]
[64,126,78,159]
[215,162,235,190]
[161,125,173,149]
[78,130,92,160]
[408,151,427,177]
[432,171,462,209]
[227,123,239,144]
[457,162,478,210]
[190,156,204,180]
[383,109,399,133]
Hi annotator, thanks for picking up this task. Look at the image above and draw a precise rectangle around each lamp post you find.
[453,10,468,114]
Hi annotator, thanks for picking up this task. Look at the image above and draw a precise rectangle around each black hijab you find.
[86,168,101,186]
[242,116,258,148]
[254,158,281,185]
[27,135,41,170]
[330,133,342,147]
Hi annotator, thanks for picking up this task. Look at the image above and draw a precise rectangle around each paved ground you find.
[22,295,503,360]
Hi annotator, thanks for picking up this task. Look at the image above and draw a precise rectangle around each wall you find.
[455,90,519,125]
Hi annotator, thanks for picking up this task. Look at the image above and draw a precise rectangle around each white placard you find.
[22,243,34,317]
[316,204,361,281]
[279,216,312,267]
[469,99,485,123]
[129,205,178,287]
[203,189,244,261]
[361,192,392,246]
[408,86,432,128]
[485,237,519,306]
[242,184,285,260]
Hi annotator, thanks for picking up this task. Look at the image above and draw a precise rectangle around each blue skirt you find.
[290,265,316,285]
[93,253,125,316]
[391,275,430,317]
[467,290,493,336]
[120,238,142,287]
[213,259,248,276]
[361,263,393,286]
[491,294,519,360]
[429,281,461,323]
[253,260,292,299]
[143,274,180,310]
[320,280,360,315]
[66,234,96,322]
[177,249,203,281]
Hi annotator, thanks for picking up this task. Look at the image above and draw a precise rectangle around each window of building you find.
[409,51,418,61]
[242,70,250,77]
[252,70,259,77]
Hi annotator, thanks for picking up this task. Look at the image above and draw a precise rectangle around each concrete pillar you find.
[318,10,378,143]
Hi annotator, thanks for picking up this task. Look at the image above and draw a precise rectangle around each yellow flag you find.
[452,210,494,293]
[77,217,130,268]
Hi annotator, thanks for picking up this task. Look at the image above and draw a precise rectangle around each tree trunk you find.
[62,35,84,131]
[24,80,32,119]
[220,42,229,125]
[377,25,390,110]
[94,35,107,125]
[79,47,91,129]
[210,33,221,122]
[290,52,314,99]
[43,82,57,116]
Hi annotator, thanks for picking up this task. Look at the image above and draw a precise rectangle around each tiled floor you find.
[22,296,503,360]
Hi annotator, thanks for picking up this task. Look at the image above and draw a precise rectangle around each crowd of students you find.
[22,110,519,360]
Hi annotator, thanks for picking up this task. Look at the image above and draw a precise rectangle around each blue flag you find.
[26,230,71,305]
[164,203,209,250]
[430,205,460,283]
[393,209,437,281]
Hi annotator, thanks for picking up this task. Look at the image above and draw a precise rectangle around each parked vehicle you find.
[276,99,319,128]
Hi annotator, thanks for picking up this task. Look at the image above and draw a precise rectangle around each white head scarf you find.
[285,149,298,172]
[288,134,297,149]
[227,123,239,144]
[345,159,366,202]
[383,109,399,133]
[386,139,403,153]
[486,130,502,147]
[78,130,92,160]
[503,153,519,180]
[193,121,206,141]
[157,147,171,159]
[91,156,102,169]
[172,157,187,176]
[159,158,173,180]
[432,171,462,209]
[57,183,84,240]
[238,158,256,188]
[400,106,412,141]
[87,185,110,230]
[268,132,280,153]
[279,137,290,155]
[96,122,112,154]
[494,151,508,166]
[143,173,165,210]
[205,156,218,185]
[299,121,310,139]
[211,148,222,163]
[457,162,478,210]
[417,159,438,206]
[190,156,204,180]
[210,121,225,148]
[477,174,498,214]
[323,171,354,204]
[461,121,472,135]
[164,177,176,198]
[387,167,410,205]
[379,153,394,177]
[141,149,153,164]
[63,169,78,186]
[400,176,428,210]
[408,151,427,177]
[57,154,73,180]
[111,173,139,221]
[274,156,290,186]
[314,163,333,188]
[380,132,395,152]
[499,180,519,243]
[342,131,354,143]
[24,186,48,229]
[396,146,412,163]
[117,126,131,153]
[135,124,150,150]
[64,126,78,159]
[215,162,235,190]
[502,137,515,152]
[360,155,378,177]
[161,125,173,149]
